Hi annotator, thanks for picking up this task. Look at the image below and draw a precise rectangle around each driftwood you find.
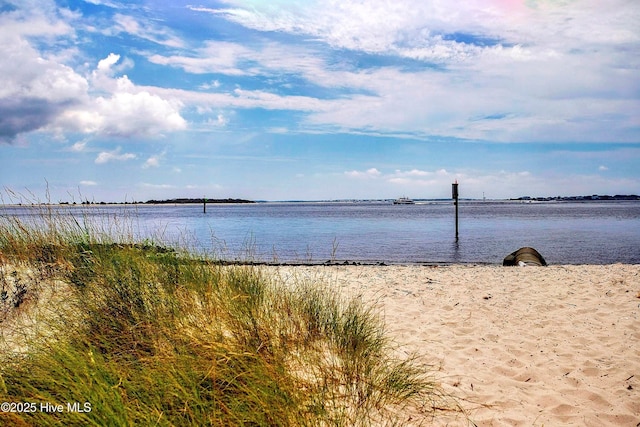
[503,247,547,266]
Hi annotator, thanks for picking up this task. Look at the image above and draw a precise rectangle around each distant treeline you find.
[512,194,639,201]
[145,198,255,204]
[54,198,255,205]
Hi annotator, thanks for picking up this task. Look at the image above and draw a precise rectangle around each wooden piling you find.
[452,181,459,240]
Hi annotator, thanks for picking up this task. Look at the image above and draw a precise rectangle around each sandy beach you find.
[271,264,640,426]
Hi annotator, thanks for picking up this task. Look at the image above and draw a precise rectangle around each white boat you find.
[393,197,415,205]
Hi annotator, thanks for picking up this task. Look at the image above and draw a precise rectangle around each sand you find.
[271,264,640,426]
[2,261,638,425]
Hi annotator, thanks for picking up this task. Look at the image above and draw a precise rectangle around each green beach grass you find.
[0,203,459,426]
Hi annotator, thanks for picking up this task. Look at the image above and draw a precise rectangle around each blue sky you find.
[1,0,639,202]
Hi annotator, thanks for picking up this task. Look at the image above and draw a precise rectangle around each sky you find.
[0,0,639,202]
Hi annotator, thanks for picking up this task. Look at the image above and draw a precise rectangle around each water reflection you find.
[2,201,639,264]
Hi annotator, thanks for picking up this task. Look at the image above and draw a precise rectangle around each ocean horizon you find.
[3,200,639,265]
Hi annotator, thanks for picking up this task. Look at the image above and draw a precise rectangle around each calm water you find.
[2,201,639,264]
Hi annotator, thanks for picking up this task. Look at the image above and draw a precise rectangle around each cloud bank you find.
[184,0,640,143]
[0,4,186,144]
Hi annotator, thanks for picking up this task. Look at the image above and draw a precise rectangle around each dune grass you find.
[0,203,457,426]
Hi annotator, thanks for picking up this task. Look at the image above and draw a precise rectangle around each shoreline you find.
[268,264,640,426]
[195,257,639,268]
[1,198,639,209]
[1,196,639,206]
[210,260,639,268]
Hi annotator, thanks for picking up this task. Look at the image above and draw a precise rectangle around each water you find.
[2,201,639,264]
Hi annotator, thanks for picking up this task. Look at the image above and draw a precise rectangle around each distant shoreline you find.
[145,198,255,204]
[1,194,638,206]
[2,198,256,206]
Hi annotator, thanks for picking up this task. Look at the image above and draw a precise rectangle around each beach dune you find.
[273,264,640,426]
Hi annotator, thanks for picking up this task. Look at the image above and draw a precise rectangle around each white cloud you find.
[0,1,188,143]
[386,168,451,187]
[140,183,177,189]
[158,1,640,144]
[147,85,329,119]
[341,167,547,198]
[200,80,221,90]
[344,168,382,178]
[70,140,88,151]
[95,147,136,164]
[56,88,187,138]
[97,53,120,72]
[79,180,98,186]
[143,150,166,169]
[54,55,187,138]
[185,0,640,143]
[386,168,444,186]
[599,165,609,171]
[97,90,186,137]
[82,0,123,8]
[91,52,135,92]
[195,1,500,60]
[0,27,88,143]
[148,41,254,76]
[148,40,341,90]
[205,0,639,59]
[110,13,184,48]
[4,0,635,146]
[143,157,161,169]
[210,114,229,127]
[0,1,73,39]
[145,32,639,142]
